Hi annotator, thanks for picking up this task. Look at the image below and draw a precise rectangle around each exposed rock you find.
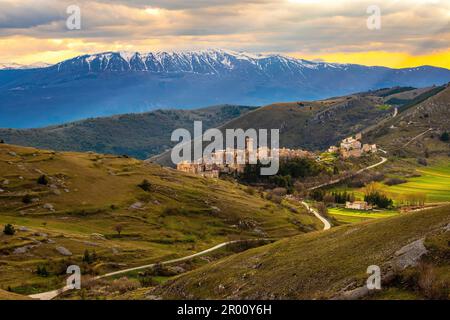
[84,241,99,247]
[444,223,450,232]
[52,189,61,195]
[43,203,55,211]
[2,179,9,185]
[18,226,29,232]
[64,189,70,193]
[111,247,119,254]
[55,246,72,256]
[0,188,4,193]
[166,266,186,275]
[129,202,144,210]
[90,233,106,240]
[8,151,17,157]
[13,246,29,254]
[34,232,48,238]
[211,206,221,213]
[392,238,427,270]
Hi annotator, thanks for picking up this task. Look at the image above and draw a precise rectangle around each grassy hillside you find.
[155,205,450,300]
[0,143,321,295]
[366,83,450,157]
[0,105,256,160]
[153,90,403,166]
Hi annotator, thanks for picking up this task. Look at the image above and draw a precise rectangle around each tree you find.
[3,224,15,235]
[138,179,152,192]
[440,131,449,142]
[37,175,49,185]
[364,192,393,209]
[114,224,124,237]
[0,139,4,144]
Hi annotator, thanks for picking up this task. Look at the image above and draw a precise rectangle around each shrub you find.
[37,175,49,185]
[22,194,33,204]
[138,179,152,192]
[3,224,15,235]
[417,262,448,299]
[271,195,283,204]
[83,250,97,264]
[109,277,139,294]
[36,265,49,277]
[138,276,158,287]
[384,178,407,186]
[245,186,256,195]
[272,187,287,197]
[440,131,449,142]
[0,139,4,144]
[417,158,428,166]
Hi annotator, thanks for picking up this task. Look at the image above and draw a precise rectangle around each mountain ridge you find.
[1,49,450,128]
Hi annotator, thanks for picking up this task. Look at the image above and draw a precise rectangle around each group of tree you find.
[363,183,393,209]
[330,191,356,204]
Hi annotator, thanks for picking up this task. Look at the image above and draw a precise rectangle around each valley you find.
[0,83,449,301]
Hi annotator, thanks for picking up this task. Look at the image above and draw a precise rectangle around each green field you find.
[381,164,450,203]
[328,207,399,224]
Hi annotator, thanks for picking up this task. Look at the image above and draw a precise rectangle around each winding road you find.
[309,156,388,191]
[29,239,271,300]
[301,201,331,231]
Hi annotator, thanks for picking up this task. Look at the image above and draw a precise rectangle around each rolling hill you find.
[152,86,437,166]
[1,49,450,128]
[0,105,256,160]
[365,83,450,157]
[154,205,450,300]
[0,143,320,295]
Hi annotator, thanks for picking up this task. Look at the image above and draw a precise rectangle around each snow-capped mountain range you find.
[1,49,450,128]
[52,49,343,74]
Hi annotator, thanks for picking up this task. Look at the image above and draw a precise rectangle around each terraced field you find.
[382,164,450,203]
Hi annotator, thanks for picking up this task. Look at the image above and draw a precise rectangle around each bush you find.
[82,250,97,264]
[245,186,256,195]
[3,224,15,235]
[138,179,152,192]
[417,262,448,299]
[384,178,407,186]
[109,277,139,294]
[22,194,33,204]
[440,132,449,142]
[36,265,49,277]
[417,158,428,166]
[272,187,287,197]
[37,175,49,185]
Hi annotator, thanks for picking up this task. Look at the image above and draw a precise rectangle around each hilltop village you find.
[177,134,377,178]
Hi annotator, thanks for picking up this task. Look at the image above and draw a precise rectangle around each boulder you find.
[55,246,72,256]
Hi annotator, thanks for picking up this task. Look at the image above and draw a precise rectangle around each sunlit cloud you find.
[0,0,448,68]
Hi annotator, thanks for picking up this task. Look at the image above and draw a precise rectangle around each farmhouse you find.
[345,201,373,211]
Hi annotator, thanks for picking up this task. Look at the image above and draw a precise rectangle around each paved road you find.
[309,156,388,191]
[404,128,433,147]
[29,239,270,300]
[301,201,331,231]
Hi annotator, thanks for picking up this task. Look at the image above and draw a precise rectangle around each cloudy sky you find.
[0,0,449,68]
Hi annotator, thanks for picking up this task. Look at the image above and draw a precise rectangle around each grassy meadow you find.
[0,144,321,296]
